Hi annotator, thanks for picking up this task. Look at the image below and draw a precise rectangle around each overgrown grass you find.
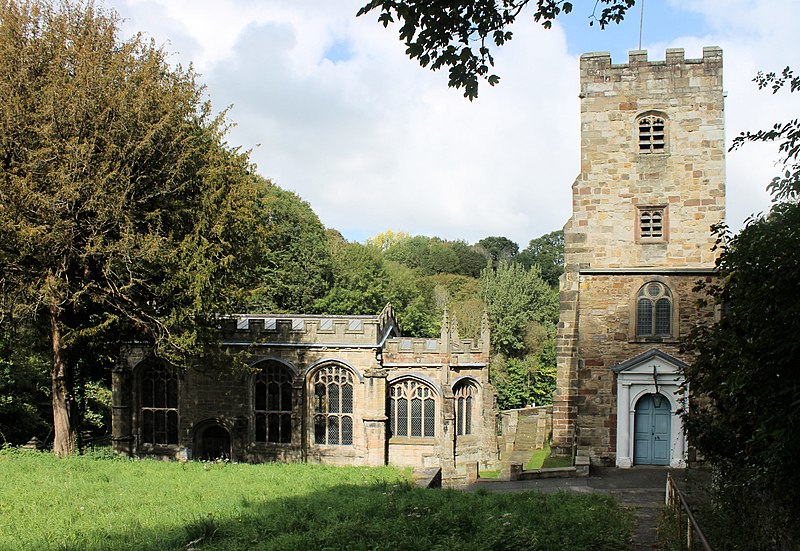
[0,448,634,550]
[657,468,799,551]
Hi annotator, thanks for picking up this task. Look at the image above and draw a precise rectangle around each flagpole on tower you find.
[638,0,645,50]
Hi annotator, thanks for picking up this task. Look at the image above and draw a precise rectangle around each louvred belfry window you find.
[639,207,665,240]
[638,115,666,153]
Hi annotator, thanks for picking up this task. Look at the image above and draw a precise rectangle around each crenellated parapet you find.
[382,308,490,371]
[220,303,401,348]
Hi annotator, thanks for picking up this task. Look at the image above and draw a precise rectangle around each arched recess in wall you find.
[192,417,232,461]
[452,378,480,437]
[134,358,180,448]
[307,362,357,446]
[387,377,439,439]
[251,359,295,444]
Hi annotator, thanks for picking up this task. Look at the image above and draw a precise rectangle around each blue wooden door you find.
[633,394,671,465]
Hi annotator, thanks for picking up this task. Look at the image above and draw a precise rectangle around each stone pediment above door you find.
[612,348,687,379]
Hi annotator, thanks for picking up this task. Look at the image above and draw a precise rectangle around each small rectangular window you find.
[291,318,305,331]
[637,206,667,242]
[318,319,333,331]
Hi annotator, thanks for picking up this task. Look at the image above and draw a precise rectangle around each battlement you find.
[382,308,490,367]
[221,303,400,347]
[580,47,722,89]
[581,46,721,70]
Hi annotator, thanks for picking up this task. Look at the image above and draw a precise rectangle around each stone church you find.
[551,47,725,468]
[112,47,725,472]
[112,305,500,472]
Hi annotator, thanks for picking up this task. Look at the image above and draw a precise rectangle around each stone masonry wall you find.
[553,48,725,464]
[113,307,499,472]
[566,47,725,272]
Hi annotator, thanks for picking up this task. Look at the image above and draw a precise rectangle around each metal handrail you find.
[665,472,713,551]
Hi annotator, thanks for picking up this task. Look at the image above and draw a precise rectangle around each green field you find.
[0,448,633,550]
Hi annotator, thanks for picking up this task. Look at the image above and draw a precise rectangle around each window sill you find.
[389,437,436,445]
[637,239,668,244]
[630,336,679,344]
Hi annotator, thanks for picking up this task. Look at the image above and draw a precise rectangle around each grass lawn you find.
[527,442,573,470]
[0,448,633,550]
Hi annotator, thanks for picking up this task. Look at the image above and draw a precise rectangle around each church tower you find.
[552,48,725,467]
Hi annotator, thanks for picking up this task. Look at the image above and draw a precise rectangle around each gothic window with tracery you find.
[313,365,354,445]
[389,379,436,438]
[454,381,477,436]
[140,362,178,445]
[254,362,293,444]
[638,114,666,153]
[636,282,673,337]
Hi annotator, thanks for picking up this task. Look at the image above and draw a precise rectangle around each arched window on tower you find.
[636,282,673,337]
[254,361,293,444]
[637,113,666,153]
[453,380,478,436]
[140,362,178,445]
[312,365,354,446]
[388,379,436,438]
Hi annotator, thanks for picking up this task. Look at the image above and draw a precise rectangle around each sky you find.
[105,0,799,246]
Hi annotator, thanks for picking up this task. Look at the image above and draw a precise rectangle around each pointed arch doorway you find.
[633,393,671,465]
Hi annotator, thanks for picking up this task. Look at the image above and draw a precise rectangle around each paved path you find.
[467,466,676,550]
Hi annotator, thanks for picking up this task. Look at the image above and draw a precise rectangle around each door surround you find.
[612,349,687,468]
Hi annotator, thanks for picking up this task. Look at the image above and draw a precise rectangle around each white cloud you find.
[107,0,797,244]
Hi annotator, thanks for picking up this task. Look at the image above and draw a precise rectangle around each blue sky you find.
[108,0,798,246]
[560,1,708,58]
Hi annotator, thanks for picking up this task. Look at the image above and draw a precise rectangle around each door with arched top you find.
[633,393,670,465]
[197,424,231,461]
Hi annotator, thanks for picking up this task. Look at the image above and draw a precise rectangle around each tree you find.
[0,321,51,445]
[366,229,410,252]
[517,229,564,287]
[247,181,331,313]
[383,234,485,277]
[0,1,268,455]
[476,236,519,268]
[313,238,388,315]
[357,0,635,99]
[479,261,557,357]
[479,261,558,409]
[682,68,800,548]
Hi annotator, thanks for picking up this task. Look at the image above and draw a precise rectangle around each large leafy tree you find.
[384,234,485,277]
[247,181,331,313]
[517,229,564,287]
[682,68,800,548]
[0,1,268,456]
[476,235,519,269]
[479,261,558,408]
[357,0,635,98]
